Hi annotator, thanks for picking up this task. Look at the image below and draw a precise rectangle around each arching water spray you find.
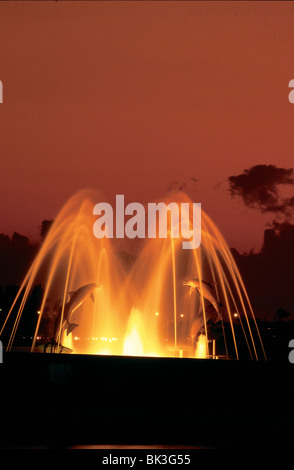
[0,190,266,360]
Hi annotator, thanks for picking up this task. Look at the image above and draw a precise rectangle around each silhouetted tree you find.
[275,307,290,321]
[0,232,37,285]
[231,222,294,319]
[39,220,54,240]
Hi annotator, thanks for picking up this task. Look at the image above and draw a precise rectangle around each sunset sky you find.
[1,1,294,253]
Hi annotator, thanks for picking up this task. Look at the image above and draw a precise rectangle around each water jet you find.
[0,190,266,361]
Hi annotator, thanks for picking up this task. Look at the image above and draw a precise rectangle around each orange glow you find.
[195,335,207,359]
[123,326,144,357]
[122,308,161,357]
[123,309,144,356]
[1,190,266,360]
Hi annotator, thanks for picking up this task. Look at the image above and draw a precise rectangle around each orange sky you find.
[0,1,294,252]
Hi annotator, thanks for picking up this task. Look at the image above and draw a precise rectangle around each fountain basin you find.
[1,352,292,448]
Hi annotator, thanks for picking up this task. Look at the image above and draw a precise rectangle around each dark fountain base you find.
[1,352,293,448]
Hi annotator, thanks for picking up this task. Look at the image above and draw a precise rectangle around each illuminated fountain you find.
[0,190,266,360]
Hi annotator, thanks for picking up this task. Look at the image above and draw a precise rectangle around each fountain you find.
[0,189,266,361]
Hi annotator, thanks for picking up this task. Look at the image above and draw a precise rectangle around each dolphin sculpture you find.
[57,282,100,337]
[183,278,222,319]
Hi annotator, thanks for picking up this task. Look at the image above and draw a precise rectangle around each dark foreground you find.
[1,352,293,448]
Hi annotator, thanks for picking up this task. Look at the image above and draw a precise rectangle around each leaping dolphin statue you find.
[183,278,222,320]
[57,282,101,337]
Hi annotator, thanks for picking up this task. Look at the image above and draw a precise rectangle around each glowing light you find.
[123,327,143,356]
[195,334,207,359]
[1,190,266,360]
[96,348,110,356]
